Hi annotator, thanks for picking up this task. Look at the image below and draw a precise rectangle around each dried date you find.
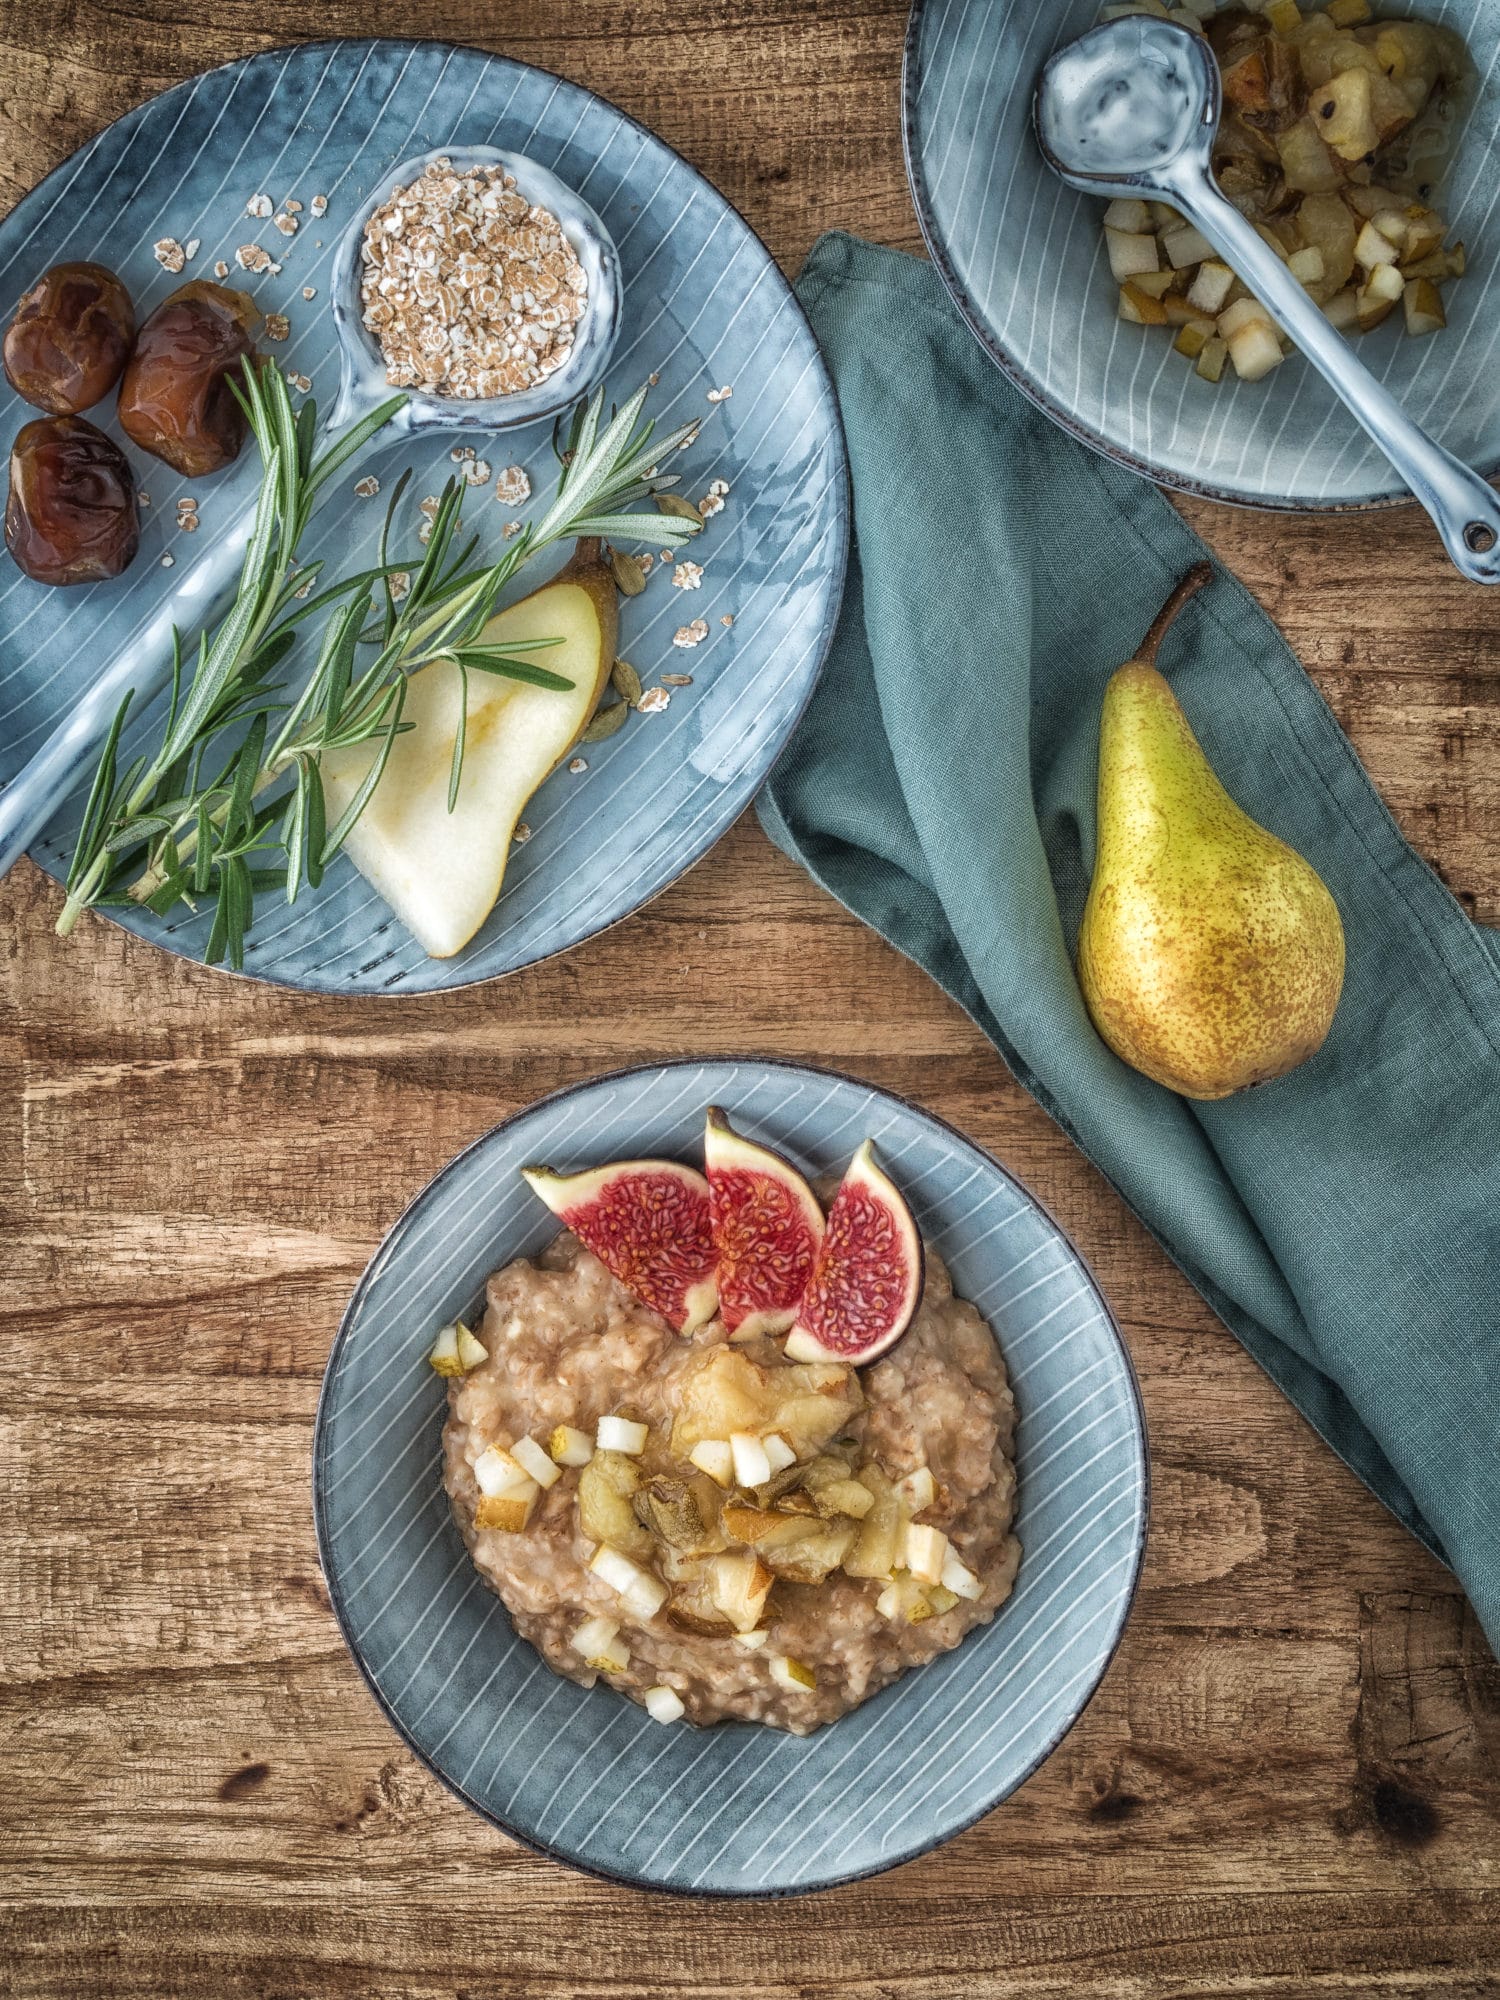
[6,415,140,586]
[3,262,136,415]
[116,280,260,476]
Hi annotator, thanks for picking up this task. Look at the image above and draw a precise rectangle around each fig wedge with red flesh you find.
[704,1106,824,1338]
[522,1160,718,1334]
[784,1140,923,1365]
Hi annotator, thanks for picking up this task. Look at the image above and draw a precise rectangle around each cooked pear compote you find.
[439,1231,1021,1734]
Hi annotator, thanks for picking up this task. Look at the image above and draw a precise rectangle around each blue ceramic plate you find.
[0,40,847,991]
[904,0,1500,509]
[313,1059,1148,1894]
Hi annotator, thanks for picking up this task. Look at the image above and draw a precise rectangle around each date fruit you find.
[6,415,140,586]
[3,262,136,415]
[116,280,260,475]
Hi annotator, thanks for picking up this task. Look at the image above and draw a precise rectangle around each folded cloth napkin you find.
[760,231,1500,1649]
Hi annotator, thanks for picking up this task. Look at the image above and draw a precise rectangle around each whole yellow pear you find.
[1077,566,1345,1100]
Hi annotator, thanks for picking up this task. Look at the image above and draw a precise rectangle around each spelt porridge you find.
[441,1231,1021,1734]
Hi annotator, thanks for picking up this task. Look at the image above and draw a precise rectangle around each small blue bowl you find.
[326,142,622,438]
[313,1058,1148,1895]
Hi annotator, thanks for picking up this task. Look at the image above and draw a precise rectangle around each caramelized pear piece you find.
[6,416,138,585]
[3,262,135,414]
[116,280,260,475]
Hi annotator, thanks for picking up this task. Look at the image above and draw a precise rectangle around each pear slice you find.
[321,539,618,958]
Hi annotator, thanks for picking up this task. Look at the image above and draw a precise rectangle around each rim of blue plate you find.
[6,36,850,994]
[311,1054,1151,1895]
[899,0,1477,516]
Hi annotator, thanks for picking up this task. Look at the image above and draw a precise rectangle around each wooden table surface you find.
[4,2,1499,1994]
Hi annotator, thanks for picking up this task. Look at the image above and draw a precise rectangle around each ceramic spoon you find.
[0,144,622,882]
[1033,16,1500,583]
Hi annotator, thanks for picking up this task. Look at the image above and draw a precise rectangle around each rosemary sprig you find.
[59,367,705,968]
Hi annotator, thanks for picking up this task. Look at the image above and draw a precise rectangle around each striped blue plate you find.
[313,1059,1148,1894]
[0,40,847,990]
[904,0,1500,509]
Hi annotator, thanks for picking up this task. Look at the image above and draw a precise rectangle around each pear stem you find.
[1135,562,1213,669]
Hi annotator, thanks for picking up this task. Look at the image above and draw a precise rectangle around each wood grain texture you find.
[2,2,1499,1994]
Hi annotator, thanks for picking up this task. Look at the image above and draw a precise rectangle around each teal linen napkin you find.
[760,232,1500,1648]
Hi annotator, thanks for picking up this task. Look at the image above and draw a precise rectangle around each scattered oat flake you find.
[388,570,411,601]
[513,822,532,844]
[698,493,724,518]
[302,286,317,301]
[285,199,303,214]
[502,520,522,539]
[450,445,476,462]
[637,553,654,576]
[638,685,672,712]
[706,385,733,403]
[418,520,434,545]
[721,613,734,627]
[493,464,531,507]
[160,553,175,568]
[419,495,441,518]
[672,561,703,591]
[462,459,492,487]
[153,238,186,273]
[274,213,298,237]
[287,371,312,392]
[214,260,230,280]
[185,239,200,261]
[660,550,674,565]
[311,194,328,217]
[709,478,729,497]
[660,673,693,686]
[263,313,290,343]
[294,576,312,598]
[672,622,708,650]
[354,475,381,498]
[648,372,660,386]
[247,194,273,218]
[236,243,273,273]
[138,491,151,507]
[567,757,587,774]
[179,516,199,533]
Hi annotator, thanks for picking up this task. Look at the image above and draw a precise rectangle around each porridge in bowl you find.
[435,1112,1021,1733]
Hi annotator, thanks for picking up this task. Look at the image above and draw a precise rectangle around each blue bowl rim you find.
[7,34,851,995]
[311,1052,1151,1897]
[900,0,1500,515]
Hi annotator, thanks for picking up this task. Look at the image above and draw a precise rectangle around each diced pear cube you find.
[511,1435,562,1489]
[733,1628,769,1651]
[475,1489,536,1532]
[474,1443,532,1498]
[1162,223,1214,270]
[644,1685,685,1723]
[1403,278,1446,337]
[769,1655,817,1693]
[1226,320,1286,381]
[1194,335,1228,382]
[1102,197,1151,233]
[1187,261,1235,315]
[730,1432,773,1488]
[572,1615,629,1674]
[549,1424,594,1467]
[762,1432,797,1475]
[428,1324,464,1377]
[897,1466,937,1513]
[1174,321,1211,359]
[903,1522,950,1586]
[940,1548,984,1600]
[1322,289,1359,330]
[1355,220,1397,272]
[689,1438,735,1487]
[596,1414,648,1456]
[1118,282,1169,326]
[1287,246,1325,287]
[1105,226,1161,283]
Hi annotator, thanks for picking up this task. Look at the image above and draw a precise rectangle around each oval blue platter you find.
[313,1058,1148,1894]
[0,40,847,992]
[904,0,1500,509]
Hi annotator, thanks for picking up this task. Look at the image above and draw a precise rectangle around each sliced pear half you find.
[321,540,618,958]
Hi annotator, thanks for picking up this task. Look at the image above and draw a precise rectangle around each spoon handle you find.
[0,511,258,882]
[1165,173,1500,583]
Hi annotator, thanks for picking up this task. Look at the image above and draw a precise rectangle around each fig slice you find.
[521,1159,718,1334]
[703,1106,825,1338]
[783,1140,923,1365]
